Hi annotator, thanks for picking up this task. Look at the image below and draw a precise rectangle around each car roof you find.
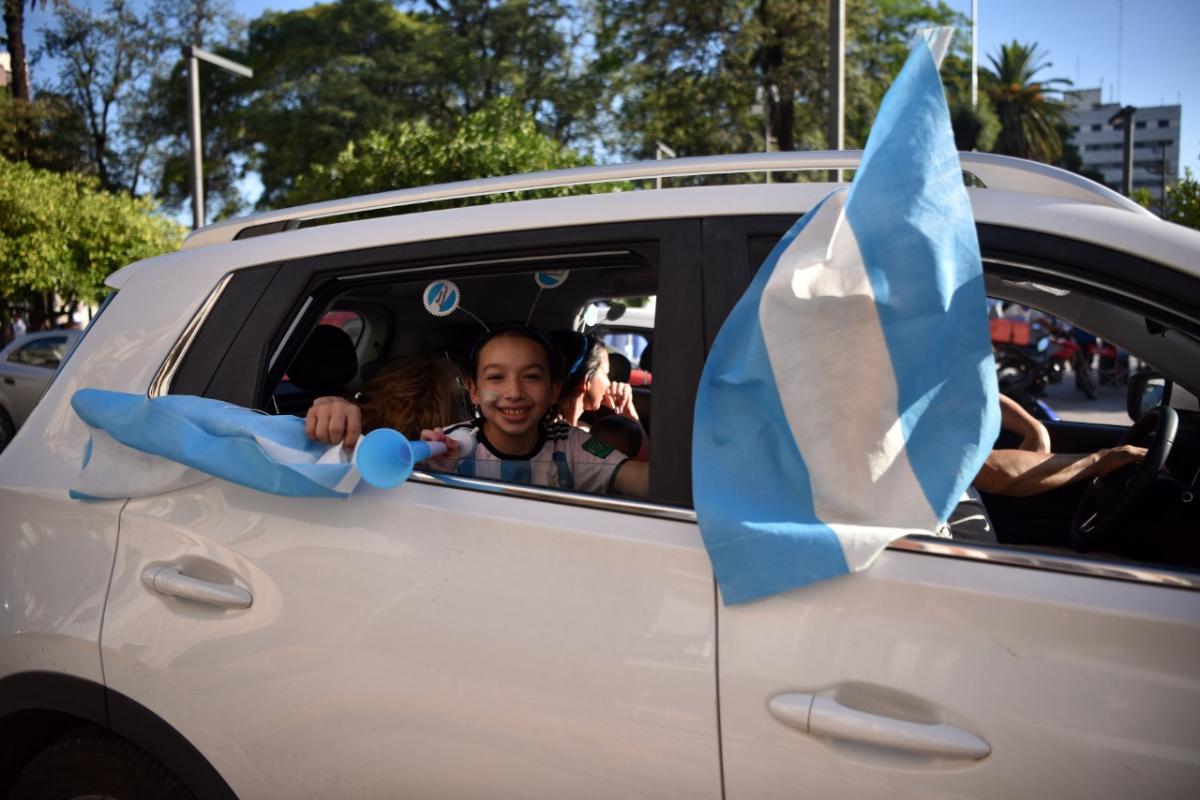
[108,151,1200,292]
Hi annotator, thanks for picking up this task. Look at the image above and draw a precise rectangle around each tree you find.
[131,0,248,221]
[401,1,605,146]
[2,0,49,102]
[40,0,163,193]
[285,97,615,207]
[0,90,92,174]
[0,156,184,329]
[594,0,964,162]
[981,40,1070,163]
[1134,167,1200,231]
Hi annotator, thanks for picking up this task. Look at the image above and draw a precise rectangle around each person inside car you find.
[305,356,467,448]
[944,393,1147,542]
[420,324,649,497]
[549,330,644,432]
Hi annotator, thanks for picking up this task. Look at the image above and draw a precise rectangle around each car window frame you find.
[167,218,704,510]
[701,214,1200,592]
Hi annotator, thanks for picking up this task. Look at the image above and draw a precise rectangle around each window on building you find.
[1135,120,1147,130]
[1158,119,1171,128]
[1090,123,1102,132]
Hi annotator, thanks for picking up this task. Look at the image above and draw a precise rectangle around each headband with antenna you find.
[422,270,572,332]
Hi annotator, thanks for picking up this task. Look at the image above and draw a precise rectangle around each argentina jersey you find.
[443,420,628,494]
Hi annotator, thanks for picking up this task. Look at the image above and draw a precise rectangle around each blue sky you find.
[23,0,1200,192]
[943,0,1199,175]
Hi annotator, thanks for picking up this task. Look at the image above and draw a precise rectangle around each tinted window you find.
[8,337,68,367]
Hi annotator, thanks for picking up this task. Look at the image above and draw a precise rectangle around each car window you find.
[730,218,1200,581]
[318,309,365,347]
[269,263,661,504]
[8,336,69,367]
[990,300,1140,426]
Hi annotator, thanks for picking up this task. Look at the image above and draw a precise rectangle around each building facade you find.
[1064,88,1180,201]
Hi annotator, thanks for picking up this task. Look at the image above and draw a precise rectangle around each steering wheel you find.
[1070,405,1178,552]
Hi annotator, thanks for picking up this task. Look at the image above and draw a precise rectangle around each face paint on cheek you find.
[477,390,501,412]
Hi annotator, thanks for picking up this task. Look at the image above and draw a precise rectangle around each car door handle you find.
[142,566,253,609]
[768,692,990,760]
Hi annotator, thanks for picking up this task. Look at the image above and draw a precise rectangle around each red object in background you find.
[629,369,652,387]
[989,318,1033,346]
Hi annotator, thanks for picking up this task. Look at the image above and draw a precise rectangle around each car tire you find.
[0,407,13,453]
[11,729,196,800]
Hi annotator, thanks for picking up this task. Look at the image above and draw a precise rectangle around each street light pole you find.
[971,0,978,108]
[185,45,253,230]
[828,0,845,182]
[1108,105,1137,197]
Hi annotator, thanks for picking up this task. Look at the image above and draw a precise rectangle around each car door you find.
[703,217,1200,799]
[99,220,722,800]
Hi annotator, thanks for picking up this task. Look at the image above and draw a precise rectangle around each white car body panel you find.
[2,155,1199,797]
[718,549,1200,799]
[102,479,719,799]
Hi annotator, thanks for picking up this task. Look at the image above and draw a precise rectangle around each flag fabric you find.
[71,389,359,500]
[692,40,1000,605]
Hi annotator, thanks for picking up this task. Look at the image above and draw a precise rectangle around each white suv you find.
[2,152,1199,800]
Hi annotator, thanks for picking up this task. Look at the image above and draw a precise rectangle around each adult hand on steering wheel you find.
[1070,406,1178,552]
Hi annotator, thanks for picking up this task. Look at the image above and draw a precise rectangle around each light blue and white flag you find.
[71,389,359,500]
[693,40,1000,605]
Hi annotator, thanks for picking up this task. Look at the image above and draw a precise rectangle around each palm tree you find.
[2,0,49,102]
[982,41,1071,163]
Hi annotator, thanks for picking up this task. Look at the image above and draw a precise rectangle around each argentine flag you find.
[693,40,1000,604]
[71,389,359,500]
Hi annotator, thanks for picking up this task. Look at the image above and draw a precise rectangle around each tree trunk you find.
[2,0,32,101]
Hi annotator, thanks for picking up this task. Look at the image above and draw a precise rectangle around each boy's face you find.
[468,333,561,452]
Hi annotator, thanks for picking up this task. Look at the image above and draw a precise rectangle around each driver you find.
[943,394,1147,542]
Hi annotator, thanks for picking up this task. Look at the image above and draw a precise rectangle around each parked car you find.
[0,329,81,451]
[2,152,1199,800]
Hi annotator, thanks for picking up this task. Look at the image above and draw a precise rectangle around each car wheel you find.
[11,730,196,800]
[0,407,13,453]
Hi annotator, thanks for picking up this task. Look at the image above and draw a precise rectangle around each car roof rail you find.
[183,150,1151,250]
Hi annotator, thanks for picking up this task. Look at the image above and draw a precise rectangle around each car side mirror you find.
[1127,369,1171,420]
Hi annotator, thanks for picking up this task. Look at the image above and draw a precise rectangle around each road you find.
[1042,376,1130,426]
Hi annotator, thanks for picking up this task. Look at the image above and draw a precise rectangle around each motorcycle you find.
[1046,329,1099,399]
[990,318,1061,422]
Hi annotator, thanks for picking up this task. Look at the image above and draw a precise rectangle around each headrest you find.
[548,330,593,388]
[288,324,358,392]
[607,351,631,383]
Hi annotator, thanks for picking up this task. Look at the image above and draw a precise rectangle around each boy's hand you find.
[306,396,362,448]
[420,428,460,472]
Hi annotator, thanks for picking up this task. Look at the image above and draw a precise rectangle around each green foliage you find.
[0,157,184,312]
[981,40,1070,163]
[595,0,964,162]
[286,98,613,207]
[947,95,1000,152]
[0,90,92,175]
[1162,168,1200,230]
[40,0,163,192]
